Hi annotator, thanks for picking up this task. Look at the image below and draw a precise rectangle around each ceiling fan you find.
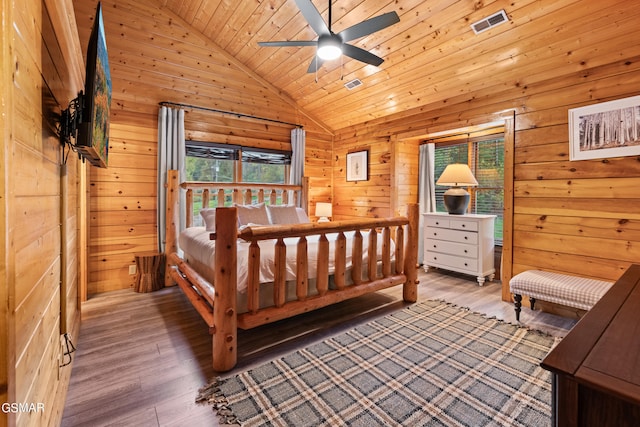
[258,0,400,73]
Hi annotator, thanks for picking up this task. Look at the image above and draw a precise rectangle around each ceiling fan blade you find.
[295,0,329,36]
[338,11,400,42]
[258,40,317,47]
[342,43,385,66]
[306,56,326,73]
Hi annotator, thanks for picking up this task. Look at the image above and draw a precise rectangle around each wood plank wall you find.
[331,136,419,219]
[389,139,420,218]
[1,0,85,425]
[333,55,640,295]
[73,0,334,295]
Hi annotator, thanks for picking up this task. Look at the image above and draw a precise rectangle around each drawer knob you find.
[435,221,439,225]
[464,236,468,240]
[462,224,466,228]
[464,249,468,253]
[433,245,437,248]
[464,263,468,266]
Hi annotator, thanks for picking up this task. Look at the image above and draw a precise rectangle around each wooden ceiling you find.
[154,0,630,131]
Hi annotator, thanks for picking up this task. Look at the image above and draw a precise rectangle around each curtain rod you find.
[159,101,303,128]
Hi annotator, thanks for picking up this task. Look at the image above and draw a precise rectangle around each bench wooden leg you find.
[514,294,522,321]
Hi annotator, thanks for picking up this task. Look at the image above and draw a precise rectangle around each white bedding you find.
[179,226,393,293]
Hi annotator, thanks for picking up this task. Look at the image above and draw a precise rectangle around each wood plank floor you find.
[61,269,576,426]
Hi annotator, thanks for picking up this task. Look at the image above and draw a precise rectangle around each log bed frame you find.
[164,169,419,371]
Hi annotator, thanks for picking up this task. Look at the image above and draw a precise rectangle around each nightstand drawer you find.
[449,219,479,232]
[425,227,478,245]
[425,216,450,228]
[426,240,478,258]
[423,252,478,273]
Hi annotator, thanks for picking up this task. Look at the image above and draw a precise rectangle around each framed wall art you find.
[569,95,640,161]
[346,150,369,182]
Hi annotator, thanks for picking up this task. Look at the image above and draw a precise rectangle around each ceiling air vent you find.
[470,10,508,35]
[344,78,363,90]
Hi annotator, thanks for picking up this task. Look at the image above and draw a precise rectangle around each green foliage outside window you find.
[242,162,285,184]
[186,157,234,182]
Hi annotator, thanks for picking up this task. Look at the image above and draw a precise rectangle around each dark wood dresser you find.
[541,264,640,426]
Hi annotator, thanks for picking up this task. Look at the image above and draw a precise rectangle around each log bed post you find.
[403,203,419,303]
[165,170,179,287]
[300,177,309,211]
[212,207,238,371]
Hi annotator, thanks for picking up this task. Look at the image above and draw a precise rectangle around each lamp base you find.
[443,187,470,215]
[317,217,330,223]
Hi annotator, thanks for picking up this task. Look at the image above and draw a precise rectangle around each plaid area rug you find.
[197,300,560,426]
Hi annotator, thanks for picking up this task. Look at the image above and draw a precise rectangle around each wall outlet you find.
[129,264,137,275]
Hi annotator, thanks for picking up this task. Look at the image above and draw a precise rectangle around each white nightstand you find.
[423,212,496,286]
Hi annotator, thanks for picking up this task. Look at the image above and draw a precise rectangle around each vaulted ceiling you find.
[152,0,626,131]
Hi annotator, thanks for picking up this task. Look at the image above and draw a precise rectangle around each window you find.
[185,142,290,184]
[241,147,289,184]
[185,142,236,182]
[433,134,504,244]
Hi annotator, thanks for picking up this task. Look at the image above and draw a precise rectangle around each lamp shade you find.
[436,164,478,187]
[315,202,332,219]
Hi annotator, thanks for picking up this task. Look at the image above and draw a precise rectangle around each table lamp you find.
[436,164,478,215]
[315,202,332,223]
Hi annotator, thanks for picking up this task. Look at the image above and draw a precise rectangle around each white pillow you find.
[235,203,269,226]
[266,205,300,225]
[296,207,310,224]
[200,208,216,231]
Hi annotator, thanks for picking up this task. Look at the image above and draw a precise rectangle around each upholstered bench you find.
[509,270,613,321]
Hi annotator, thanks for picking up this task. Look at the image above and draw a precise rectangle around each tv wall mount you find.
[57,91,85,162]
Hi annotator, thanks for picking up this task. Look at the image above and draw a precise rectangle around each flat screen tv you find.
[77,2,111,168]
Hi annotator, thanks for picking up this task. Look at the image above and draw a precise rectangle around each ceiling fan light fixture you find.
[258,0,399,73]
[316,35,342,60]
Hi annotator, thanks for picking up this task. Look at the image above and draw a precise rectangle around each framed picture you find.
[569,95,640,161]
[346,150,369,182]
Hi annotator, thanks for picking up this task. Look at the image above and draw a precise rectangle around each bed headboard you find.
[180,178,309,228]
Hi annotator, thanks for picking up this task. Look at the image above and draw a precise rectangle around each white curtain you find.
[418,143,436,264]
[289,127,305,206]
[157,106,185,252]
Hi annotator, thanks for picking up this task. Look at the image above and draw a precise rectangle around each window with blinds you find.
[431,131,504,245]
[185,141,291,184]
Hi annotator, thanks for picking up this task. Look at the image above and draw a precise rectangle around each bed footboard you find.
[214,205,417,371]
[235,209,419,328]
